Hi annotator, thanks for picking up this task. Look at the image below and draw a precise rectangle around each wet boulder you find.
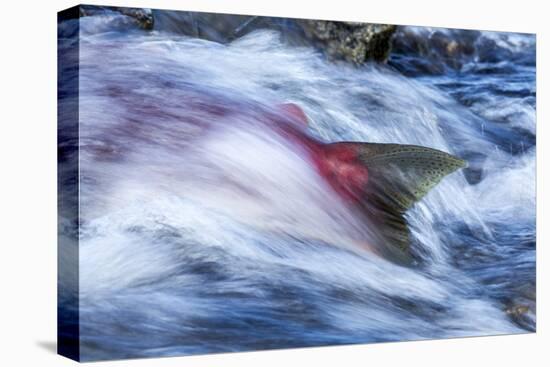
[113,7,154,30]
[295,20,397,64]
[79,5,154,30]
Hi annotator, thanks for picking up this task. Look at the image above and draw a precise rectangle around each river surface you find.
[58,11,536,361]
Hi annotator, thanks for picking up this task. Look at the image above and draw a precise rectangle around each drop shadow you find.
[36,340,57,354]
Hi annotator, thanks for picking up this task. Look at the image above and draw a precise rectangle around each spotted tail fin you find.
[326,142,467,262]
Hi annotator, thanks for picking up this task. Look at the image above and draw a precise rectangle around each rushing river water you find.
[58,11,535,361]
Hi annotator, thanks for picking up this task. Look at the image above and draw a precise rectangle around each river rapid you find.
[58,11,536,361]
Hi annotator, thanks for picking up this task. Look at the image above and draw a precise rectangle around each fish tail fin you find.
[325,142,467,262]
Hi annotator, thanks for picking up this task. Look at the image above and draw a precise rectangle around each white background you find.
[0,0,547,365]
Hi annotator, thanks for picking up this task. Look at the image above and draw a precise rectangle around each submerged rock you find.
[152,11,276,43]
[296,21,397,64]
[390,26,536,76]
[505,302,534,331]
[390,27,480,75]
[503,282,536,331]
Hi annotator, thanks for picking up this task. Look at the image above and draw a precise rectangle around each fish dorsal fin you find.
[326,142,466,261]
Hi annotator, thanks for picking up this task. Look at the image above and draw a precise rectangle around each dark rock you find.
[114,7,154,30]
[295,20,397,64]
[79,5,154,30]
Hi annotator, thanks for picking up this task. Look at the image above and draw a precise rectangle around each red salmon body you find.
[273,103,370,204]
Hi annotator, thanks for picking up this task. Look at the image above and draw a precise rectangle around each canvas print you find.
[58,5,536,362]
